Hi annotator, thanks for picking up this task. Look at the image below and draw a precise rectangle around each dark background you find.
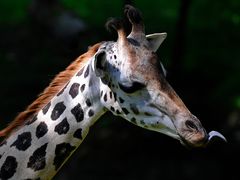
[0,0,239,179]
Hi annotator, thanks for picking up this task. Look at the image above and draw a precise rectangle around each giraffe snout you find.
[180,118,209,147]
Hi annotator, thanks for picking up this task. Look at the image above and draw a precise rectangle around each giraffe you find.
[0,5,226,180]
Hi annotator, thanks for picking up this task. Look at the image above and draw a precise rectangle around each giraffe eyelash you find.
[160,62,167,77]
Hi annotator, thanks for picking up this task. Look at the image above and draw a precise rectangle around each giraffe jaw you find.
[139,115,182,141]
[156,127,181,141]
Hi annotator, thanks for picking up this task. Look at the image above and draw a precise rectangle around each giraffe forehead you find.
[103,40,158,70]
[129,51,161,81]
[127,44,158,70]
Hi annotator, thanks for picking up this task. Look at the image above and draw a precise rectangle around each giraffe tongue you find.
[208,130,227,142]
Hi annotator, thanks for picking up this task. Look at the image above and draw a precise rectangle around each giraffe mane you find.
[0,43,102,138]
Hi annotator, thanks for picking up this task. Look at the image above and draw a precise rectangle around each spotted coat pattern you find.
[0,59,106,179]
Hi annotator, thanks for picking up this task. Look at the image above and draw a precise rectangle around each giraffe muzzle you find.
[177,116,227,147]
[181,130,227,148]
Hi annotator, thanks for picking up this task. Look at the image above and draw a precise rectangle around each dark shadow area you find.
[0,0,239,179]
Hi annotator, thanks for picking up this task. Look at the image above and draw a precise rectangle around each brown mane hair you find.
[0,43,101,138]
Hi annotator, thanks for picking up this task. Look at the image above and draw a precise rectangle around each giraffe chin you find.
[179,136,208,148]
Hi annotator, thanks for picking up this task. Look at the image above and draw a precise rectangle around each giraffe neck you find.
[0,59,106,179]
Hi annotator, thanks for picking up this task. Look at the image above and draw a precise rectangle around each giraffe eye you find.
[118,82,145,93]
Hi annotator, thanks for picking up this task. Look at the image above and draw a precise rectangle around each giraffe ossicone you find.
[0,5,226,179]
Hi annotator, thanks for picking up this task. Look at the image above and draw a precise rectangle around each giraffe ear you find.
[93,50,107,77]
[146,33,167,52]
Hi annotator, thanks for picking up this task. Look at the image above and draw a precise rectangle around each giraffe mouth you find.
[179,130,227,148]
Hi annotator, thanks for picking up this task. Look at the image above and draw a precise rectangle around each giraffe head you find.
[92,5,226,147]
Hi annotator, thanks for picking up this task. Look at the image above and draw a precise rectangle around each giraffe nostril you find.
[185,120,198,131]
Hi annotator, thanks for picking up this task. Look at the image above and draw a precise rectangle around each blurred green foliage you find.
[61,0,123,26]
[0,0,30,24]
